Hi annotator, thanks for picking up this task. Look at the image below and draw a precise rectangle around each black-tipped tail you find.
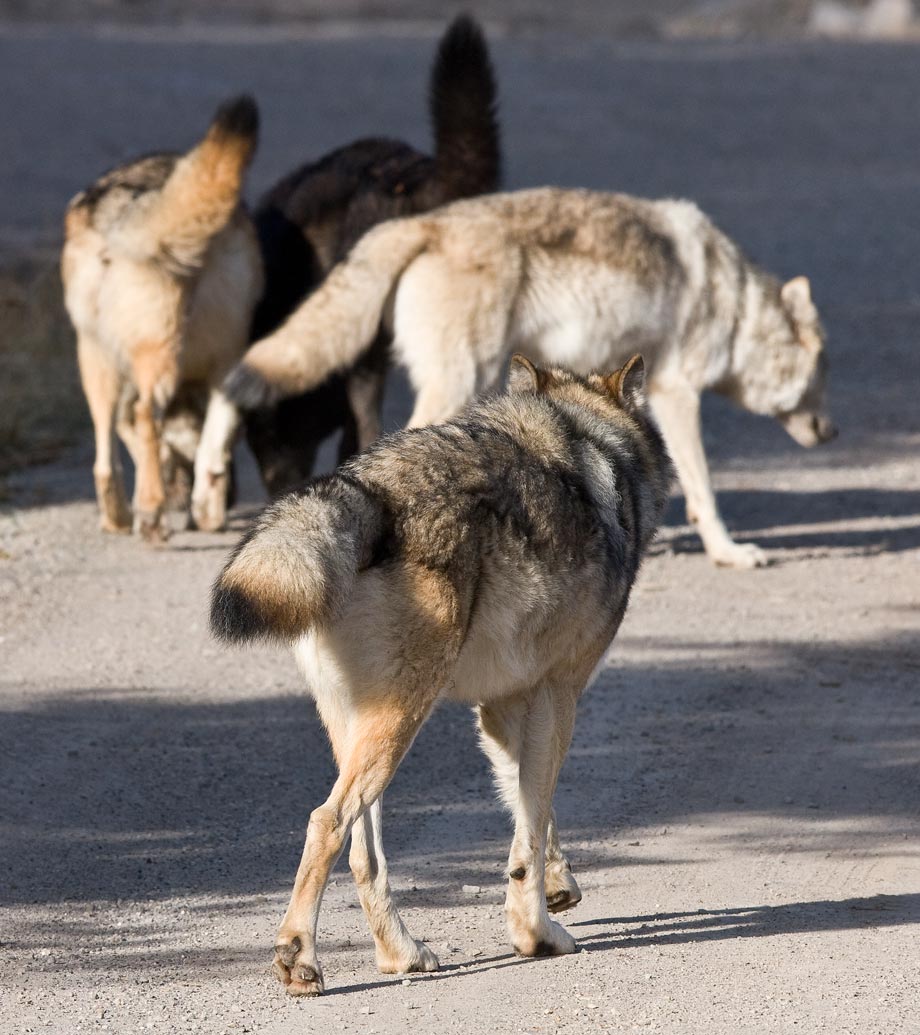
[223,362,283,411]
[211,94,260,145]
[430,15,501,198]
[210,581,273,644]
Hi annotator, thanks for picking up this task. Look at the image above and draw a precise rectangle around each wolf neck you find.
[729,262,785,372]
[702,247,775,394]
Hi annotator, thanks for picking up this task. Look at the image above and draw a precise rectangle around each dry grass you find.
[0,257,87,477]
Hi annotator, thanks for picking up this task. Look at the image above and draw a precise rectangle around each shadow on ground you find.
[2,629,917,913]
[660,487,920,557]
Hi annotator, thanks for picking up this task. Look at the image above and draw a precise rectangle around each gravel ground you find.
[1,24,919,1035]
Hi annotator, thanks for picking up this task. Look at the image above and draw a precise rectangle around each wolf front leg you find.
[273,698,434,996]
[650,379,768,569]
[477,701,583,913]
[191,388,240,532]
[481,688,579,958]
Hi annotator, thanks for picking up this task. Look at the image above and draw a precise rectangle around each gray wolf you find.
[211,354,673,995]
[228,187,836,568]
[245,14,501,496]
[62,96,262,541]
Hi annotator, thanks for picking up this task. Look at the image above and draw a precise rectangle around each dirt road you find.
[1,23,919,1035]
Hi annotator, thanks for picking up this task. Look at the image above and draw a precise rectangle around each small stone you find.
[462,885,482,894]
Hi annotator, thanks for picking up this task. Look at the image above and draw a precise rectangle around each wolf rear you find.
[66,95,258,273]
[63,95,262,540]
[225,216,432,408]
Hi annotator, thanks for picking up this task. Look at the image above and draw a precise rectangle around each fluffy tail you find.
[111,95,259,270]
[210,476,381,644]
[430,15,501,198]
[224,215,431,409]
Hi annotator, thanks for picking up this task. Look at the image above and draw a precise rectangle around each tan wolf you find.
[62,96,263,541]
[211,355,673,995]
[227,187,836,568]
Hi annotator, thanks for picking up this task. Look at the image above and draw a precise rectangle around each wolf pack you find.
[61,17,836,996]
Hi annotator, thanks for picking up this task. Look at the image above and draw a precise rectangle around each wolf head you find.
[508,352,648,411]
[729,274,837,448]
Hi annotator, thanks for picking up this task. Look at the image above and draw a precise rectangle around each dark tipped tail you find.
[211,94,259,144]
[430,15,501,199]
[210,480,381,646]
[108,93,260,269]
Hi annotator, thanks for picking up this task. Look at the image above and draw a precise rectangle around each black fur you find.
[210,582,271,644]
[212,94,259,142]
[223,362,282,411]
[243,16,501,497]
[430,14,501,197]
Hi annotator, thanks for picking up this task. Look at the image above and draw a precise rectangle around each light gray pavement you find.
[1,22,919,1035]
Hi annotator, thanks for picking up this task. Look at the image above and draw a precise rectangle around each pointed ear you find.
[781,276,816,323]
[508,354,546,394]
[606,354,646,409]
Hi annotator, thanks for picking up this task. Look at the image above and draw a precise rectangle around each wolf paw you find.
[512,920,578,958]
[97,479,132,533]
[377,938,440,975]
[711,540,768,569]
[545,862,582,914]
[272,936,324,997]
[100,512,132,534]
[134,509,170,544]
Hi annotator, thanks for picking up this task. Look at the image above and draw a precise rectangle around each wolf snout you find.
[779,409,838,448]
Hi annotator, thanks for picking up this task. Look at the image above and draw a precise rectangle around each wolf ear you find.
[607,354,646,409]
[508,354,547,394]
[781,276,816,324]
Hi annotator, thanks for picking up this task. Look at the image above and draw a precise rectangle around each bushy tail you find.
[210,476,381,644]
[224,215,431,409]
[111,95,259,270]
[430,15,501,198]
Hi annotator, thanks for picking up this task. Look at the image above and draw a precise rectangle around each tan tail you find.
[210,477,381,644]
[111,95,259,270]
[223,216,432,409]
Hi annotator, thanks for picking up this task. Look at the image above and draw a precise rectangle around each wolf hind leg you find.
[77,333,131,533]
[349,797,439,975]
[477,700,582,914]
[273,694,437,996]
[128,341,179,542]
[479,689,579,957]
[395,254,512,429]
[544,810,582,913]
[650,378,768,569]
[338,329,388,462]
